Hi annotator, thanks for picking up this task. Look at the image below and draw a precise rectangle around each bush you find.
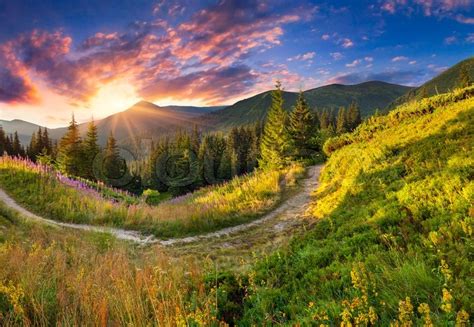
[143,189,162,205]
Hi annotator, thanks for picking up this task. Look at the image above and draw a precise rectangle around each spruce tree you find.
[288,92,319,159]
[35,127,44,155]
[12,132,23,156]
[57,114,84,176]
[27,132,37,159]
[102,133,127,183]
[217,144,233,180]
[5,135,13,155]
[42,128,52,155]
[83,120,100,180]
[336,107,348,134]
[259,81,290,169]
[347,101,362,131]
[0,126,5,155]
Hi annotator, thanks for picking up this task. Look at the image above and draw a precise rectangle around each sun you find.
[88,80,141,119]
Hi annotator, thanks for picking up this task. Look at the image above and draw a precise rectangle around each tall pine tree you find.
[259,81,291,169]
[346,101,362,131]
[0,126,6,155]
[83,120,100,180]
[57,114,84,176]
[336,107,348,134]
[288,92,319,159]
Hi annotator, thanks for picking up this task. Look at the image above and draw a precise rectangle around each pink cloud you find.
[288,52,315,62]
[330,52,343,60]
[346,59,361,68]
[380,0,473,23]
[341,38,354,48]
[0,0,307,106]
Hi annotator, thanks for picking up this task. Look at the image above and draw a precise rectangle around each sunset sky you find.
[0,0,473,127]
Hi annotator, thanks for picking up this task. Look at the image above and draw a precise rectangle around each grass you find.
[230,87,474,325]
[0,202,222,326]
[0,156,305,238]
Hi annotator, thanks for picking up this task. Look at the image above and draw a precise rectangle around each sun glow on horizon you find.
[87,81,141,119]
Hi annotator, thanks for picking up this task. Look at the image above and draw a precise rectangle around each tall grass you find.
[236,88,473,325]
[0,202,222,326]
[0,156,305,238]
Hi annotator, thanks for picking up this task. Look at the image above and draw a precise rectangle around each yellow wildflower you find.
[455,309,469,326]
[417,303,432,327]
[441,288,453,313]
[397,297,414,326]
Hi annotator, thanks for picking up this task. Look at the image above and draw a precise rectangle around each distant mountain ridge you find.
[200,81,413,130]
[389,56,474,108]
[2,80,413,145]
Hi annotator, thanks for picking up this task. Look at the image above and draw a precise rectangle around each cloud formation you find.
[0,0,303,105]
[288,52,315,62]
[380,0,473,23]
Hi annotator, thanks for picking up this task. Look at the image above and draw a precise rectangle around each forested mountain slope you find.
[201,81,412,130]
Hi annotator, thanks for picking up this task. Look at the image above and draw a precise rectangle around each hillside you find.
[201,81,412,130]
[49,101,223,145]
[390,56,474,108]
[0,119,46,145]
[234,87,474,325]
[1,102,219,145]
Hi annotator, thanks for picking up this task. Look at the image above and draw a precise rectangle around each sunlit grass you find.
[0,202,220,325]
[238,87,474,325]
[0,156,305,238]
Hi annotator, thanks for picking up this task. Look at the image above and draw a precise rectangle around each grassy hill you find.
[232,87,474,325]
[201,81,412,130]
[389,56,474,108]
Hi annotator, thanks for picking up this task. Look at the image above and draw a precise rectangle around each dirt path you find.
[0,165,322,247]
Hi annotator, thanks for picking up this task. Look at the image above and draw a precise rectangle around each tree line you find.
[258,81,362,169]
[1,81,364,197]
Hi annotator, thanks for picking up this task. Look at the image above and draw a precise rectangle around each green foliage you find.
[288,92,320,159]
[57,115,84,177]
[237,87,474,325]
[82,120,100,180]
[259,81,291,169]
[336,106,348,133]
[142,189,164,205]
[346,100,362,131]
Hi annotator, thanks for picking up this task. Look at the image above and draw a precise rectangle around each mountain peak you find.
[127,100,160,111]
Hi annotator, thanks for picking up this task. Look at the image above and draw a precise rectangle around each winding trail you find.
[0,165,322,247]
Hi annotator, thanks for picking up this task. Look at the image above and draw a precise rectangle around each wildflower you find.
[441,288,453,313]
[397,297,414,326]
[340,308,352,327]
[428,231,440,246]
[368,306,377,325]
[0,281,25,316]
[440,259,452,284]
[417,303,432,327]
[455,309,470,326]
